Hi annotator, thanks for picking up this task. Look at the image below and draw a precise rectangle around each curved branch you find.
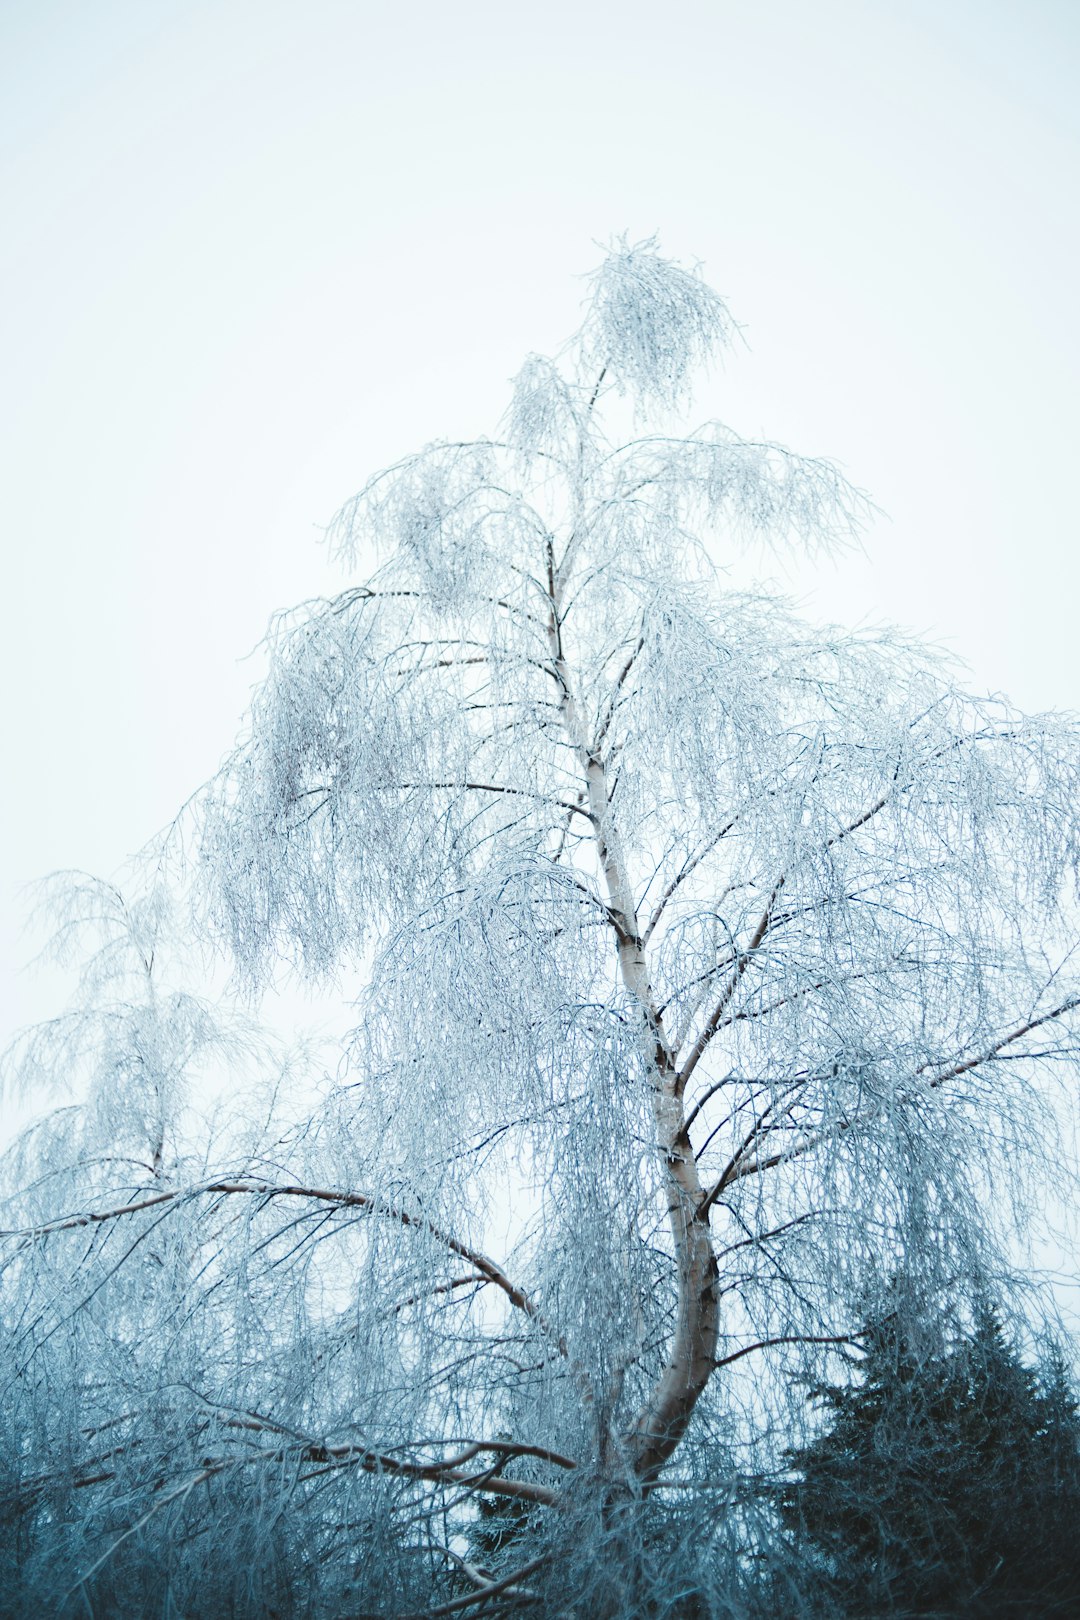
[713,1332,855,1370]
[407,1554,548,1617]
[2,1179,567,1356]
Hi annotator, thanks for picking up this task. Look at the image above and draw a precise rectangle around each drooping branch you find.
[2,1179,567,1356]
[696,996,1080,1213]
[10,1428,571,1523]
[289,1437,566,1505]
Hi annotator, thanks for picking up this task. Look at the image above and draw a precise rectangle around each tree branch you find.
[675,884,782,1096]
[642,818,741,945]
[396,781,592,821]
[696,996,1080,1211]
[3,1180,568,1357]
[713,1333,855,1370]
[407,1554,548,1616]
[594,630,646,752]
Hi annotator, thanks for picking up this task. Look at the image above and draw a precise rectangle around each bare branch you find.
[713,1333,856,1370]
[642,817,741,945]
[407,1555,548,1617]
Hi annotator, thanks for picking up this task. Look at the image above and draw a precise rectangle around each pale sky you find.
[3,0,1079,1042]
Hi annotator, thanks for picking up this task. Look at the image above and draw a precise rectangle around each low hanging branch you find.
[3,1179,566,1350]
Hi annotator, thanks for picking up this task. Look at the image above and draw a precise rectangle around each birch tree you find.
[3,240,1080,1617]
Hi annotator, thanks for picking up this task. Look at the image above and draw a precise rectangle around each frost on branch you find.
[503,352,581,462]
[581,235,739,411]
[618,424,873,550]
[5,242,1080,1618]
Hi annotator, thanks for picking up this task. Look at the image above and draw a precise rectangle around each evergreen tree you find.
[783,1296,1080,1616]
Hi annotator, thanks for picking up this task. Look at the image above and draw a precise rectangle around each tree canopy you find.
[783,1291,1080,1616]
[3,240,1079,1617]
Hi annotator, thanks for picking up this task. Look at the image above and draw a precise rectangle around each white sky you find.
[2,0,1079,1045]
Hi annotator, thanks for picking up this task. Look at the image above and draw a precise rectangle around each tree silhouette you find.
[784,1290,1080,1616]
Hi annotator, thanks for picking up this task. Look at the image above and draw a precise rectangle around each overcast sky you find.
[2,0,1079,1043]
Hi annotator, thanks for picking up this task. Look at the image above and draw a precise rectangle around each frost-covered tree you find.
[3,240,1080,1617]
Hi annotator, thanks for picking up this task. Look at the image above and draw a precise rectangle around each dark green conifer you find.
[783,1294,1080,1616]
